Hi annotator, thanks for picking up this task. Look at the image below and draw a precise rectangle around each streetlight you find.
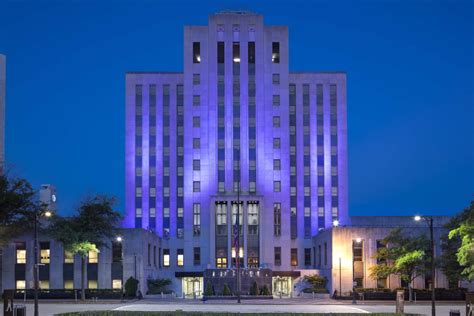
[414,215,435,316]
[33,209,52,316]
[116,236,124,302]
[333,220,339,227]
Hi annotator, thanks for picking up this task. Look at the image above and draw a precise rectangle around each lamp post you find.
[116,236,124,302]
[33,210,52,316]
[339,257,342,297]
[414,215,435,316]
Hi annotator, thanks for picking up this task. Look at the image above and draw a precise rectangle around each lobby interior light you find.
[333,219,339,227]
[355,238,362,243]
[116,236,123,242]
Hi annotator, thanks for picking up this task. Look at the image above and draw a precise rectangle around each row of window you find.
[15,279,124,290]
[192,41,280,64]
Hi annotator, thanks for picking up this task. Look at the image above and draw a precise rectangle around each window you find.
[39,280,50,289]
[193,74,200,85]
[193,95,200,106]
[216,203,227,225]
[88,250,98,263]
[272,74,280,84]
[273,138,281,149]
[112,241,122,263]
[324,243,327,266]
[193,181,200,192]
[217,42,225,63]
[153,246,157,266]
[177,249,184,267]
[274,247,281,266]
[216,257,227,268]
[272,95,280,106]
[193,116,200,128]
[273,159,281,170]
[291,248,298,266]
[233,42,240,63]
[16,242,26,264]
[273,116,280,128]
[193,203,201,236]
[150,207,156,217]
[304,248,311,266]
[136,208,142,218]
[64,280,74,289]
[193,159,200,171]
[163,249,170,267]
[112,279,122,289]
[150,187,156,197]
[193,138,200,149]
[88,280,98,289]
[272,42,280,63]
[193,42,200,63]
[248,42,255,63]
[16,280,26,289]
[64,250,74,263]
[274,181,281,192]
[136,187,142,197]
[274,203,281,236]
[193,247,201,266]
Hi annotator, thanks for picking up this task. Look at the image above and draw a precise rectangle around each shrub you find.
[204,281,214,296]
[222,284,231,296]
[249,281,258,296]
[302,288,329,294]
[147,278,172,294]
[124,277,139,298]
[260,285,271,296]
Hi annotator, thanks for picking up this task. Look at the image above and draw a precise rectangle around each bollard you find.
[395,290,404,314]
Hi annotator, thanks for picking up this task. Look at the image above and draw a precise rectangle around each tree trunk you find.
[81,255,86,301]
[408,283,413,302]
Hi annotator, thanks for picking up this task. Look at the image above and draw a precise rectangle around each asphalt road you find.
[1,299,467,316]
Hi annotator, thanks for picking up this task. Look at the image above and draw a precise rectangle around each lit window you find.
[16,246,26,264]
[177,207,184,217]
[291,248,298,266]
[39,280,49,289]
[64,280,74,289]
[112,279,122,289]
[88,251,98,264]
[40,248,50,264]
[16,280,26,289]
[64,251,74,264]
[216,257,227,268]
[163,249,170,267]
[88,280,98,289]
[177,249,184,267]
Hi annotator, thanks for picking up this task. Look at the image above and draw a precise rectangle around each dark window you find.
[324,243,327,266]
[233,42,240,63]
[304,248,311,266]
[193,42,200,63]
[193,247,201,266]
[112,241,122,263]
[291,248,298,266]
[274,247,281,266]
[148,243,151,266]
[248,42,255,64]
[272,42,280,63]
[153,246,156,266]
[217,42,225,63]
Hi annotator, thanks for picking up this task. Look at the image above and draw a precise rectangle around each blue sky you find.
[0,0,472,216]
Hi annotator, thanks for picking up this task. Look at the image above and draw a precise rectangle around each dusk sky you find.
[0,0,472,216]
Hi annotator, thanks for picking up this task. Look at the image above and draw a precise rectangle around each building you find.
[0,229,160,295]
[0,54,5,171]
[124,11,348,293]
[39,184,57,213]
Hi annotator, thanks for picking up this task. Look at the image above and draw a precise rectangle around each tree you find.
[147,278,172,294]
[303,274,328,291]
[222,284,232,296]
[440,201,473,286]
[369,228,429,301]
[47,195,121,300]
[204,281,214,296]
[0,174,43,246]
[448,201,474,281]
[124,277,139,297]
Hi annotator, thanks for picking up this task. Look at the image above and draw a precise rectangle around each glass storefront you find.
[182,277,203,298]
[272,276,292,297]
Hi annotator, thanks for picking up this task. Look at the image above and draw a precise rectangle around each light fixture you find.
[196,56,201,62]
[233,57,240,63]
[355,238,362,243]
[44,211,52,217]
[333,219,339,227]
[414,215,422,221]
[116,236,123,242]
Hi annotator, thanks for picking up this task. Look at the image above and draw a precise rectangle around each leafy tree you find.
[303,274,328,291]
[222,284,232,296]
[448,201,474,281]
[260,284,271,296]
[0,174,45,246]
[369,228,429,301]
[147,278,172,294]
[47,195,121,300]
[124,277,139,297]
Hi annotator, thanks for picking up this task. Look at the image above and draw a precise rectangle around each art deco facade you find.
[124,12,348,277]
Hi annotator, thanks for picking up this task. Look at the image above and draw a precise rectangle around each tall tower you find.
[0,54,5,172]
[125,12,348,273]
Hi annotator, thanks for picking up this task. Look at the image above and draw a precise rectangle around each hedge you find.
[56,312,421,316]
[13,289,122,300]
[351,288,467,301]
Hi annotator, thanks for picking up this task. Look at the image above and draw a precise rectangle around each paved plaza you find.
[1,299,467,316]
